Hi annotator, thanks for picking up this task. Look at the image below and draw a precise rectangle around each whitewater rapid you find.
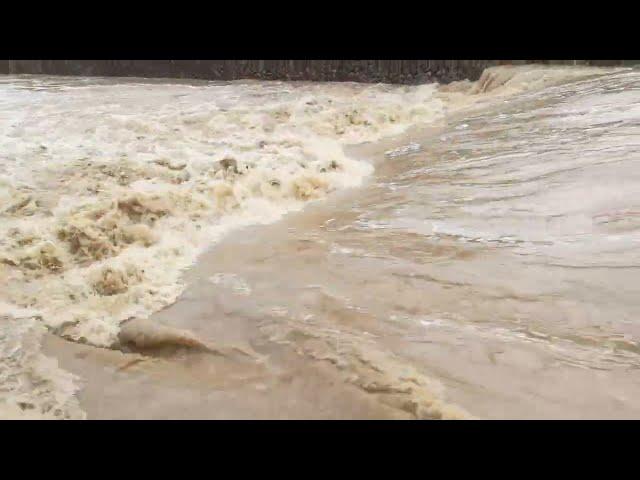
[0,65,616,419]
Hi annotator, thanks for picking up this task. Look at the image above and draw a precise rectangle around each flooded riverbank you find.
[2,65,637,419]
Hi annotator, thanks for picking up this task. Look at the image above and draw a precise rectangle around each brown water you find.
[4,66,640,418]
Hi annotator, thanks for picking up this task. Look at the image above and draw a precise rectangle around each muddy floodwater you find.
[1,65,639,419]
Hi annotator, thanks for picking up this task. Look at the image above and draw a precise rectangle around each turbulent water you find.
[1,64,637,419]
